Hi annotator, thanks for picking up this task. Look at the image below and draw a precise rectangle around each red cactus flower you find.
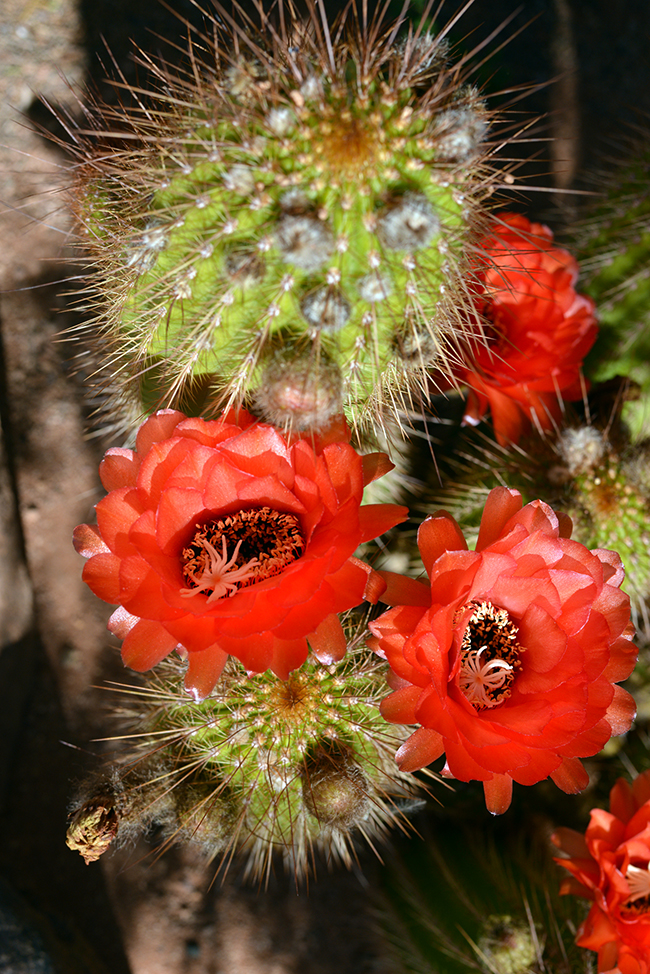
[458,212,598,445]
[367,487,636,813]
[553,770,650,974]
[74,409,407,699]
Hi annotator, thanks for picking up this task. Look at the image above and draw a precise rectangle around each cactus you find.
[374,809,591,974]
[575,130,650,439]
[68,0,500,440]
[67,626,431,880]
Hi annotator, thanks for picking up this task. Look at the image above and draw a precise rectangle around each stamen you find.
[456,601,523,711]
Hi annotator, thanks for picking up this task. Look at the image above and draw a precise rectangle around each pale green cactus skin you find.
[84,640,426,880]
[73,3,494,436]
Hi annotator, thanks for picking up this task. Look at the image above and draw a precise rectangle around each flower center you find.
[180,507,305,603]
[457,601,523,711]
[622,864,650,915]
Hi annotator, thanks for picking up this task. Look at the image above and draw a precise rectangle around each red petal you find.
[550,757,589,794]
[99,448,139,490]
[476,487,523,550]
[418,513,467,575]
[551,826,590,858]
[487,388,526,446]
[183,646,228,701]
[82,553,121,603]
[358,503,409,543]
[377,571,431,607]
[605,685,637,736]
[309,613,347,664]
[347,558,387,603]
[222,422,289,462]
[361,452,394,486]
[396,727,445,772]
[483,774,514,814]
[379,685,422,724]
[108,606,139,639]
[155,486,205,553]
[135,410,185,454]
[321,442,364,501]
[120,619,178,671]
[95,488,144,556]
[201,462,247,513]
[73,523,109,558]
[237,474,305,512]
[268,636,310,679]
[556,511,573,539]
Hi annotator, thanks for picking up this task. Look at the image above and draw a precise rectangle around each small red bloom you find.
[368,487,637,813]
[74,409,407,698]
[553,770,650,974]
[459,212,598,445]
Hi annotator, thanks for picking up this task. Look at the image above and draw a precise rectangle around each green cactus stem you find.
[68,1,501,439]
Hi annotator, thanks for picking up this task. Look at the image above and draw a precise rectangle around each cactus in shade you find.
[374,812,591,974]
[68,0,499,439]
[67,632,430,880]
[575,132,650,439]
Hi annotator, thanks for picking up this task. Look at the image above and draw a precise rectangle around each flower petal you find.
[183,646,229,701]
[309,613,347,665]
[377,571,431,607]
[483,774,513,814]
[73,523,109,558]
[418,512,467,574]
[395,727,445,772]
[476,487,523,550]
[550,757,590,794]
[120,619,179,671]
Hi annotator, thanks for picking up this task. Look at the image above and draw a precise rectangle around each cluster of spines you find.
[67,0,499,440]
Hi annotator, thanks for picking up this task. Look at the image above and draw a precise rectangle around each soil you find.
[1,1,650,972]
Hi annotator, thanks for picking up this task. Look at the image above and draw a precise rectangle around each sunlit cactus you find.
[67,0,501,440]
[67,629,430,881]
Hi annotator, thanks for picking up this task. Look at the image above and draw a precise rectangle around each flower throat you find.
[458,601,523,710]
[180,508,305,602]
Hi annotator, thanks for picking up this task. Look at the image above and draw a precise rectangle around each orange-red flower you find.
[74,409,407,698]
[367,487,637,813]
[458,212,598,445]
[553,771,650,974]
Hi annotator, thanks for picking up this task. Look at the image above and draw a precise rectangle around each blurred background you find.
[1,1,650,971]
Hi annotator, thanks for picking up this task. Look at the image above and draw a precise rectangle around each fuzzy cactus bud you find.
[478,915,538,974]
[69,2,498,439]
[302,742,370,828]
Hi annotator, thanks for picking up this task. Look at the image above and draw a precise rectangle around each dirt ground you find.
[1,1,650,972]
